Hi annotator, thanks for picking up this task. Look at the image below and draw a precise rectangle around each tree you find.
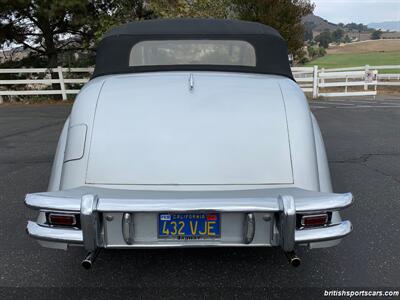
[149,0,232,18]
[306,45,325,62]
[232,0,314,58]
[307,45,317,59]
[343,34,351,43]
[344,22,369,32]
[371,30,382,40]
[318,46,326,56]
[93,0,154,41]
[0,0,100,68]
[332,28,344,43]
[297,48,308,64]
[315,30,332,48]
[303,21,314,41]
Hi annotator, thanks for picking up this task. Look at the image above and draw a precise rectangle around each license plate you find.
[158,212,220,239]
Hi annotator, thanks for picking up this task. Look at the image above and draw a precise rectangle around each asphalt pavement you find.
[0,98,399,298]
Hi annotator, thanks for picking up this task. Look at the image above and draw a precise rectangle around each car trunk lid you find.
[86,73,293,185]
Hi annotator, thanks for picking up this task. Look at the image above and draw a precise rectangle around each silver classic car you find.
[25,19,353,269]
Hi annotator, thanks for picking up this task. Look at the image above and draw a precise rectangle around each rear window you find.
[129,40,256,67]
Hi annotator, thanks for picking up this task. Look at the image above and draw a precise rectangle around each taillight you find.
[47,213,77,227]
[300,213,329,228]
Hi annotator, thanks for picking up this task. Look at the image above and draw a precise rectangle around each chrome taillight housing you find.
[297,213,330,228]
[46,212,80,228]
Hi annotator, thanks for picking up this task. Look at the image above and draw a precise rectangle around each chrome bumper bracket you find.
[80,194,102,251]
[278,195,296,252]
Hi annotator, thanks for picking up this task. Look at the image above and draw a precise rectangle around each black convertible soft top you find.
[93,18,293,79]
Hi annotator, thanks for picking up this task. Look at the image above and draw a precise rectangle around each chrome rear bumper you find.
[27,219,352,246]
[25,186,353,251]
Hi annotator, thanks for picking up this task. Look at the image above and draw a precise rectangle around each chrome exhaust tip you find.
[285,251,301,267]
[81,258,92,270]
[81,249,100,269]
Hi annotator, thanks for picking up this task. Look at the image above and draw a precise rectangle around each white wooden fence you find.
[0,67,93,101]
[293,64,400,98]
[0,65,399,101]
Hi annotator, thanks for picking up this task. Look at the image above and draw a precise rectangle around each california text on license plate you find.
[158,212,221,240]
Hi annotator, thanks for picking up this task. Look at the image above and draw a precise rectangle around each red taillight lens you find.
[48,213,77,226]
[301,214,328,227]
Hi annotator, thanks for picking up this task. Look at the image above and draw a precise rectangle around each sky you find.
[312,0,400,24]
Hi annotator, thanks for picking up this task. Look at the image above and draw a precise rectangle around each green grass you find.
[305,52,400,73]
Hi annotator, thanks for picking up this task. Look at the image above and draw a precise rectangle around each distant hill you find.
[368,21,400,32]
[302,14,338,33]
[301,14,400,41]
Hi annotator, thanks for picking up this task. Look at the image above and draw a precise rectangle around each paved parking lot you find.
[0,98,399,296]
[309,97,400,110]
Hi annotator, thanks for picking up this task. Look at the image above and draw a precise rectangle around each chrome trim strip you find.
[295,221,352,243]
[26,221,83,244]
[104,243,270,248]
[278,195,296,252]
[243,213,255,244]
[122,212,134,245]
[99,198,281,212]
[188,73,194,90]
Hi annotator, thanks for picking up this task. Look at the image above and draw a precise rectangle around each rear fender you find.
[310,113,342,248]
[48,117,70,192]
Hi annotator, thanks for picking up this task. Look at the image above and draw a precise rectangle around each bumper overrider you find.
[25,186,353,250]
